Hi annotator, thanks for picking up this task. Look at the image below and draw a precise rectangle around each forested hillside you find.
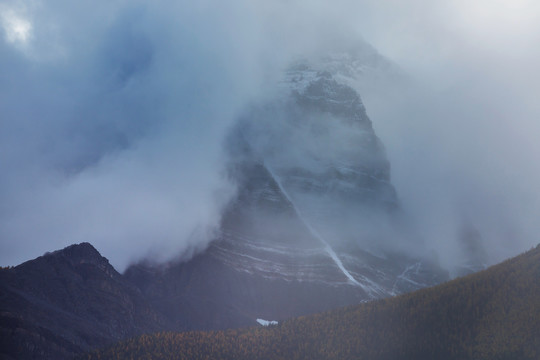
[84,245,540,360]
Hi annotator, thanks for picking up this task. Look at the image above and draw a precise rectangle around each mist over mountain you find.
[2,0,540,286]
[2,2,540,358]
[1,49,453,360]
[120,55,449,332]
[233,54,408,252]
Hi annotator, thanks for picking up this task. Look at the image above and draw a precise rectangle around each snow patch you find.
[256,318,278,326]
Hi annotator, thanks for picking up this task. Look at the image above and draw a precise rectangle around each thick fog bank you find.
[2,0,539,274]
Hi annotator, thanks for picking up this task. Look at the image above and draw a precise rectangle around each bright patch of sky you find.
[0,7,32,45]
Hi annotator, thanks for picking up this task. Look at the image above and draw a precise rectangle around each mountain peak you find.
[38,242,114,274]
[1,242,167,359]
[52,242,104,261]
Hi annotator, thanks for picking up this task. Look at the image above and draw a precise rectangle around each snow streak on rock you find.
[256,319,278,326]
[267,165,368,290]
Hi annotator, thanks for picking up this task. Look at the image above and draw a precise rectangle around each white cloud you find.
[1,7,32,45]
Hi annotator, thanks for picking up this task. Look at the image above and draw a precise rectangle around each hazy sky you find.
[1,0,539,271]
[353,0,540,267]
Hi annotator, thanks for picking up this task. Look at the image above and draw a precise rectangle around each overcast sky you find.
[1,0,539,271]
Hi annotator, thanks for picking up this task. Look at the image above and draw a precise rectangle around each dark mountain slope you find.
[0,243,168,360]
[86,244,540,360]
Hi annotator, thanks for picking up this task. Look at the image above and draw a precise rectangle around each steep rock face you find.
[125,57,448,330]
[0,243,167,360]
